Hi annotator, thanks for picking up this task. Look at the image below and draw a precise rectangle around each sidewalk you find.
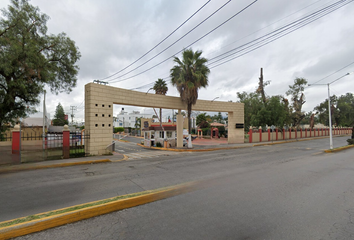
[0,152,126,174]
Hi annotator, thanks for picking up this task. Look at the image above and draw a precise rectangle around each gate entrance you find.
[85,83,244,155]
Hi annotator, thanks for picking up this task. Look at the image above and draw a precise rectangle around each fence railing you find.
[248,127,352,143]
[1,128,90,165]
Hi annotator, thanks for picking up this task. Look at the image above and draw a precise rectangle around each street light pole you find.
[327,83,333,149]
[308,72,353,150]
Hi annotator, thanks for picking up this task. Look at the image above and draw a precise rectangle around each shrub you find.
[114,127,125,133]
[156,142,162,147]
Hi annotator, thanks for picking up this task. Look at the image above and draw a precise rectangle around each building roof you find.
[210,122,225,127]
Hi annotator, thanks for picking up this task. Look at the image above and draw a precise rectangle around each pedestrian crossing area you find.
[124,151,182,160]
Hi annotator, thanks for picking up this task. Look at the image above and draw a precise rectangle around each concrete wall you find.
[85,83,244,155]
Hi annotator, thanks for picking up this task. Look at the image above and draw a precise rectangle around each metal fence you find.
[0,131,90,164]
[0,132,12,165]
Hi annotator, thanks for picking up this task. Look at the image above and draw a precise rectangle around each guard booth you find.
[144,131,155,147]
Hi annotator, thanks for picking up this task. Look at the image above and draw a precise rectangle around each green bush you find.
[156,142,162,147]
[114,127,125,133]
[217,126,225,136]
[201,128,210,136]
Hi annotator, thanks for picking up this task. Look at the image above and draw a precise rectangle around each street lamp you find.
[211,97,219,102]
[308,72,353,149]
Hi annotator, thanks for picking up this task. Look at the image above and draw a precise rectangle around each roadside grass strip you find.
[0,181,204,240]
[324,144,354,153]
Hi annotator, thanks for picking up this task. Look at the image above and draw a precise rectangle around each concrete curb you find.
[137,143,250,152]
[0,159,111,174]
[110,154,129,162]
[0,182,200,240]
[324,144,354,153]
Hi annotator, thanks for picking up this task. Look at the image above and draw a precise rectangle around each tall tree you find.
[52,103,68,126]
[152,78,168,126]
[170,49,210,134]
[0,0,80,133]
[286,78,308,128]
[256,68,270,104]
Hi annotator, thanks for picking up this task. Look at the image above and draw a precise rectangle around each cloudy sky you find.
[1,0,354,122]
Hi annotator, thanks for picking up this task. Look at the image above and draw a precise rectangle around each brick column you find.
[295,128,297,139]
[12,124,21,163]
[276,128,278,141]
[283,128,285,140]
[289,128,291,139]
[63,125,70,159]
[248,128,253,143]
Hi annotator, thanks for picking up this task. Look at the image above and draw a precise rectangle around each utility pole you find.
[70,106,77,125]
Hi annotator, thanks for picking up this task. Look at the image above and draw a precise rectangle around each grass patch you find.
[0,188,169,228]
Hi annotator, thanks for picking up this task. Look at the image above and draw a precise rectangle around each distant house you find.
[114,109,153,128]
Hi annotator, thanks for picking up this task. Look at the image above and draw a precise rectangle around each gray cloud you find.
[1,0,353,121]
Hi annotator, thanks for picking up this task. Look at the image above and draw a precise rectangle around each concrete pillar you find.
[295,128,297,139]
[276,128,278,141]
[63,125,70,159]
[268,127,271,141]
[12,124,21,163]
[227,111,244,144]
[248,128,252,143]
[259,126,262,142]
[176,109,183,148]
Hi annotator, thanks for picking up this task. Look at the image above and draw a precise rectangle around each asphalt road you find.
[2,136,353,239]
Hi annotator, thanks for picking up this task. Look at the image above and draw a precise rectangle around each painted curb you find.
[324,144,354,153]
[110,154,129,162]
[0,159,111,174]
[0,182,201,240]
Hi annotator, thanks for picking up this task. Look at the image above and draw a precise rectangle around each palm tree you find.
[152,78,168,127]
[170,48,210,134]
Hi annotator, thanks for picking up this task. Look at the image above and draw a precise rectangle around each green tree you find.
[314,93,354,127]
[0,0,80,133]
[196,112,210,128]
[52,103,68,126]
[286,78,308,128]
[170,48,210,134]
[314,95,338,126]
[237,91,263,131]
[237,92,290,131]
[337,93,354,126]
[151,78,168,126]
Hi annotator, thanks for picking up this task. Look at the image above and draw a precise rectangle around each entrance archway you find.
[85,83,244,155]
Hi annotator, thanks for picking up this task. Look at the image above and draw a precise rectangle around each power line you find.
[208,0,349,64]
[310,60,354,85]
[108,0,259,84]
[106,0,232,82]
[99,0,212,81]
[204,0,325,58]
[208,0,353,69]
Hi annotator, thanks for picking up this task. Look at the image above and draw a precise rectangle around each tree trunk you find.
[188,103,192,134]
